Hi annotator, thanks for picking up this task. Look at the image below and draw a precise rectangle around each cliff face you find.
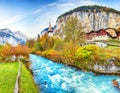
[54,5,120,38]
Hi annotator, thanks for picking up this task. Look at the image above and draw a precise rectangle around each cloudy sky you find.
[0,0,119,38]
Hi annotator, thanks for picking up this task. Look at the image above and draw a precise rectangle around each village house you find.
[85,28,120,47]
[86,28,119,41]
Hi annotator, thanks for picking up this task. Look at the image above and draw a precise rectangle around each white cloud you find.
[0,15,24,26]
[47,3,57,7]
[33,3,57,15]
[33,9,42,14]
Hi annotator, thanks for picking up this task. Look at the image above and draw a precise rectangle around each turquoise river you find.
[30,54,120,93]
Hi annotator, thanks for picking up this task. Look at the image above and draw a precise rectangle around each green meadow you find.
[0,62,39,93]
[0,62,19,93]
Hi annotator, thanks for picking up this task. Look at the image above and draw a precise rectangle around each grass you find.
[0,62,39,93]
[0,62,19,93]
[20,63,39,93]
[106,45,120,48]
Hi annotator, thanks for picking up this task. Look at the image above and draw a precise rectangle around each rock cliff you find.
[54,5,120,38]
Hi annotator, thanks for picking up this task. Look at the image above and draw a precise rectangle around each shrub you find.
[75,45,100,62]
[52,38,64,51]
[41,50,62,62]
[62,43,78,64]
[35,51,42,56]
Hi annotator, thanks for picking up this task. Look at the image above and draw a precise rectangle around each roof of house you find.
[86,28,119,38]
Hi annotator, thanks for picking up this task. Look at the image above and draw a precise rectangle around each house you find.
[86,28,119,41]
[86,28,120,47]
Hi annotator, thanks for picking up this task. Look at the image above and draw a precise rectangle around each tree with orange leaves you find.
[2,44,31,57]
[15,44,31,57]
[1,43,16,57]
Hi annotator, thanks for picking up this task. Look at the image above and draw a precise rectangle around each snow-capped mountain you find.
[0,28,27,46]
[14,31,27,44]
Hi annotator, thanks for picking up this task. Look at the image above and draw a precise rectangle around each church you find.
[40,21,54,37]
[48,21,53,36]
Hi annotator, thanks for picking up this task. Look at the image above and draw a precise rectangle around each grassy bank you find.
[20,63,39,93]
[0,62,19,93]
[0,62,39,93]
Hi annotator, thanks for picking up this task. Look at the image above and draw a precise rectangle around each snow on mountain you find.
[14,31,27,44]
[0,28,27,46]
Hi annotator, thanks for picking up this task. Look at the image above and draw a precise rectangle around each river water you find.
[30,54,120,93]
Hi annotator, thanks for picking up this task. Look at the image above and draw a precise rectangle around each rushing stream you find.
[30,54,120,93]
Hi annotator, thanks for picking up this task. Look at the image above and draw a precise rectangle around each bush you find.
[52,38,64,51]
[62,43,78,64]
[75,45,100,61]
[35,51,42,56]
[41,50,62,62]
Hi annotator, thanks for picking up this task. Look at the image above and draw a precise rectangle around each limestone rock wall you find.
[54,10,120,38]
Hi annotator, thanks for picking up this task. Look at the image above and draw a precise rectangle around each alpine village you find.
[0,5,120,93]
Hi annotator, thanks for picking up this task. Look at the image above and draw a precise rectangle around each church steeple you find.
[48,20,53,36]
[48,20,53,33]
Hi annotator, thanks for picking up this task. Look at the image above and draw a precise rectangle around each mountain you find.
[0,28,27,46]
[54,5,120,38]
[58,5,120,18]
[14,31,27,44]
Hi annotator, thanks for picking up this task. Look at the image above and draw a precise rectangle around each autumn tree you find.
[40,33,49,50]
[52,38,64,51]
[0,45,4,55]
[63,16,85,44]
[48,36,55,49]
[15,44,31,57]
[34,41,42,52]
[35,34,43,51]
[63,16,85,55]
[40,33,55,51]
[1,44,16,57]
[26,38,35,49]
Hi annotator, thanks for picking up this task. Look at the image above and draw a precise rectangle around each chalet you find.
[86,28,119,41]
[86,28,120,48]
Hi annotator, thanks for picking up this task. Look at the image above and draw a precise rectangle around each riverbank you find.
[35,53,120,76]
[20,62,39,93]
